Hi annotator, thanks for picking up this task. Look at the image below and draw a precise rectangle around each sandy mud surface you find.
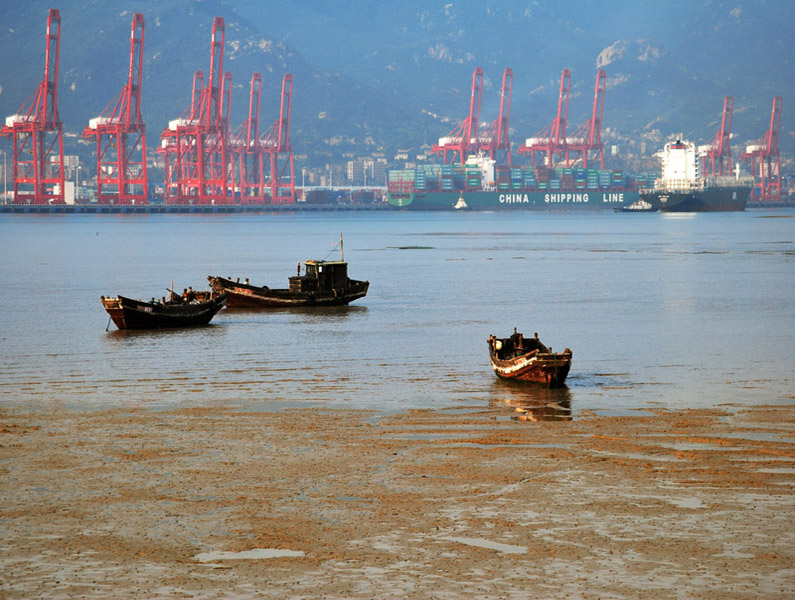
[2,404,794,599]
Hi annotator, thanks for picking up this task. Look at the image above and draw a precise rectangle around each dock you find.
[0,203,397,214]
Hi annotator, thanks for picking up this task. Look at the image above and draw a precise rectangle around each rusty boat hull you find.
[209,276,369,307]
[101,291,226,330]
[488,331,572,388]
[209,258,369,308]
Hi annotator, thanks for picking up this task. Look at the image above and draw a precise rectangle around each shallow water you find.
[1,210,793,415]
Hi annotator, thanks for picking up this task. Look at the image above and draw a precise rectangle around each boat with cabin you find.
[208,235,369,308]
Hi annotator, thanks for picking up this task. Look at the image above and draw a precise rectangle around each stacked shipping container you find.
[387,164,642,195]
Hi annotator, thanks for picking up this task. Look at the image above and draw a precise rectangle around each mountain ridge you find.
[0,0,791,173]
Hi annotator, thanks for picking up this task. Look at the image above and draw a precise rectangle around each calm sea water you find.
[1,210,793,416]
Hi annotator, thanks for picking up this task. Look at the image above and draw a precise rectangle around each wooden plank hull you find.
[209,276,369,308]
[489,352,572,387]
[488,332,572,388]
[101,293,226,330]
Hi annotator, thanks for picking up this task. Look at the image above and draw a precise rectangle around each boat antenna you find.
[322,233,345,262]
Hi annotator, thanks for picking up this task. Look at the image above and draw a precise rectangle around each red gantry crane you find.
[260,73,296,204]
[432,67,484,164]
[701,96,734,177]
[159,17,232,205]
[82,13,148,205]
[567,69,606,169]
[741,97,782,203]
[229,73,264,204]
[0,8,64,205]
[479,68,513,166]
[518,68,572,168]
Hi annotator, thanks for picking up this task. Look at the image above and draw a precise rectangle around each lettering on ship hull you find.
[497,192,626,205]
[543,192,625,204]
[498,194,531,204]
[544,193,590,204]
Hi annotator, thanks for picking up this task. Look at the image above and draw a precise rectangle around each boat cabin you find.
[289,260,349,293]
[491,330,549,360]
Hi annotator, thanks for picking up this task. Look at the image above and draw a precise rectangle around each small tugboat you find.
[209,235,369,308]
[616,198,657,213]
[101,286,226,330]
[487,329,572,387]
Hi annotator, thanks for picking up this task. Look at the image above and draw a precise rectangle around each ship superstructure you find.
[640,138,752,211]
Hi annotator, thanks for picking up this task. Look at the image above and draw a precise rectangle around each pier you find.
[0,202,396,214]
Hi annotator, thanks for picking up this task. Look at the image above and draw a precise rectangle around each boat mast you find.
[340,232,344,262]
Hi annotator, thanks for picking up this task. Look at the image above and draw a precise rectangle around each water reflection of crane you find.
[490,379,573,422]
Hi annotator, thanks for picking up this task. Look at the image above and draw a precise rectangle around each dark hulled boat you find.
[209,237,369,308]
[641,185,750,212]
[209,259,369,308]
[101,289,226,330]
[487,330,572,387]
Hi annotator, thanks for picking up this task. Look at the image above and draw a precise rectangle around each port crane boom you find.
[261,73,296,204]
[741,97,782,203]
[0,8,65,204]
[230,73,264,203]
[702,96,734,177]
[567,69,606,169]
[432,67,484,164]
[518,68,571,168]
[82,13,148,205]
[479,68,513,166]
[159,17,232,205]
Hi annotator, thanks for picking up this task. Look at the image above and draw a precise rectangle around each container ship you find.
[387,154,643,211]
[639,139,752,212]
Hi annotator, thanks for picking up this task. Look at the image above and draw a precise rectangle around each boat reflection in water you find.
[490,379,573,422]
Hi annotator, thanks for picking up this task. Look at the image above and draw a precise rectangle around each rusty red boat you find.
[487,329,572,387]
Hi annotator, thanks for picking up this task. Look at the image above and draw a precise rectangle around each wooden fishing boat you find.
[101,288,226,330]
[487,329,572,387]
[208,236,369,308]
[209,260,369,308]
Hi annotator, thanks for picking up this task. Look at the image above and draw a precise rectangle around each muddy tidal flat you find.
[2,405,794,599]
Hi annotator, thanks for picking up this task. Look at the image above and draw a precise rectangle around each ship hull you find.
[209,276,369,308]
[389,190,639,211]
[101,294,226,330]
[487,332,572,388]
[642,186,751,212]
[490,352,572,387]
